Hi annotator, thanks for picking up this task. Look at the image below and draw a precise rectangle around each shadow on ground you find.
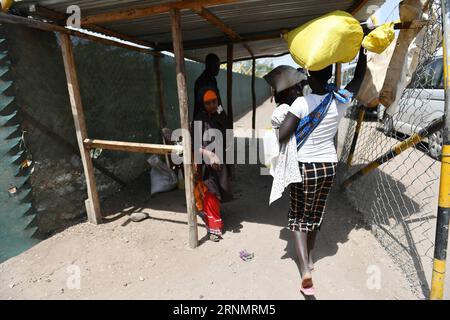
[94,136,372,280]
[337,160,433,298]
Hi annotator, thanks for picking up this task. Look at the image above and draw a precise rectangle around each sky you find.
[265,0,401,69]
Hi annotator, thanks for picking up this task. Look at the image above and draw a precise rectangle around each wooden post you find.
[227,43,234,127]
[153,52,171,167]
[59,33,102,224]
[335,63,342,88]
[251,57,256,132]
[154,52,167,129]
[334,63,342,148]
[170,8,198,249]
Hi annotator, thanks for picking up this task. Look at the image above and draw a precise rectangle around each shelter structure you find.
[0,0,387,248]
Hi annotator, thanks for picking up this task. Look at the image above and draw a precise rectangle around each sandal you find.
[209,233,221,242]
[300,277,315,296]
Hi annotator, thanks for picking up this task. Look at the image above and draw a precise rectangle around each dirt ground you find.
[0,99,417,300]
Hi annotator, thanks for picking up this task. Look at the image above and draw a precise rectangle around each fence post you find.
[430,0,450,300]
[346,106,366,167]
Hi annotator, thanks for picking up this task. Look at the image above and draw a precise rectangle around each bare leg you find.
[307,230,318,270]
[292,230,312,287]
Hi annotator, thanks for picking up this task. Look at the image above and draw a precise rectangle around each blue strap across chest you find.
[295,84,353,151]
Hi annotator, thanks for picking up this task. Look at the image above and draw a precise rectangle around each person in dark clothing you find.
[194,53,224,120]
[192,87,232,242]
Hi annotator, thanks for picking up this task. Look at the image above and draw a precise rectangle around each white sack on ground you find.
[147,155,177,196]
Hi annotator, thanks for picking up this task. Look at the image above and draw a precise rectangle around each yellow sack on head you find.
[285,10,364,71]
[362,22,395,54]
[1,0,14,12]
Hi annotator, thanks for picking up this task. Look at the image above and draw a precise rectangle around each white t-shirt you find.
[289,94,350,163]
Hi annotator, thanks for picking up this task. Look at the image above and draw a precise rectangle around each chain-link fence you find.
[338,0,444,299]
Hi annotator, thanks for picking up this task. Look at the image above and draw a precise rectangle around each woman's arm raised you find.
[278,112,300,143]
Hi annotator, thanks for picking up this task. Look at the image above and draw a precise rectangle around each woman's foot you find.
[300,274,315,296]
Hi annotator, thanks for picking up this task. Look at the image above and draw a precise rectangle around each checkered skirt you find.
[287,162,337,232]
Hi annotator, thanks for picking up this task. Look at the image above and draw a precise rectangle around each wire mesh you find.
[338,0,444,299]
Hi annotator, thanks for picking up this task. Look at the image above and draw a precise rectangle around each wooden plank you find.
[192,6,253,56]
[156,19,425,52]
[84,139,182,155]
[156,30,281,51]
[81,0,240,25]
[170,8,198,249]
[227,43,234,126]
[29,5,156,49]
[349,0,370,15]
[0,12,155,55]
[60,33,102,224]
[251,57,256,131]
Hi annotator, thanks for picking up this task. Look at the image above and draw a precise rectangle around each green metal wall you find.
[0,24,39,263]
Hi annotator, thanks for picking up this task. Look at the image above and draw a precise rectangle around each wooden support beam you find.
[192,6,253,56]
[81,0,240,25]
[156,19,425,52]
[170,8,198,249]
[335,63,342,88]
[60,33,102,224]
[29,5,156,49]
[349,0,370,16]
[29,4,65,21]
[154,53,168,129]
[84,139,181,155]
[153,53,171,168]
[334,63,342,149]
[251,57,256,131]
[346,106,366,167]
[227,43,234,126]
[156,30,281,51]
[0,12,155,55]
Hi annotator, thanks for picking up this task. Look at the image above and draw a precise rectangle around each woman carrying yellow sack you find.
[192,88,233,242]
[278,47,367,296]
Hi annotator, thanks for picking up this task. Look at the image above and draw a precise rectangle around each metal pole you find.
[430,0,450,300]
[342,117,444,188]
[347,106,366,167]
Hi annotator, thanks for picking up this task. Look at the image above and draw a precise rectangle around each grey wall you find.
[3,25,271,238]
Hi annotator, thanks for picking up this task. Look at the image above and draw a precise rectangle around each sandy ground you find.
[0,99,417,300]
[338,115,450,299]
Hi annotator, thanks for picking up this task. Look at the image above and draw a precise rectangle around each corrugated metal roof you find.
[14,0,387,62]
